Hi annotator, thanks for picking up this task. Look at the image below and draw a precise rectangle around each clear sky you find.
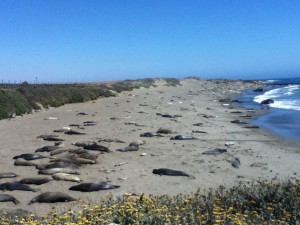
[0,0,299,83]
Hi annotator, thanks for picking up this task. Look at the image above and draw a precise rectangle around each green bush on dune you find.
[0,78,169,120]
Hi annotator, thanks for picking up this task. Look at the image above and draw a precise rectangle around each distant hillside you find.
[0,78,180,120]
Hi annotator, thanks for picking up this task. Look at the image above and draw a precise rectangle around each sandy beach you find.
[1,78,299,216]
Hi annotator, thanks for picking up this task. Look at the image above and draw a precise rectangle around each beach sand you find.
[1,78,299,215]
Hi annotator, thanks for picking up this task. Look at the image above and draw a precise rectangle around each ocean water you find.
[240,77,300,140]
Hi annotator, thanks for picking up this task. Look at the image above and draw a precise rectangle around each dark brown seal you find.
[28,192,77,204]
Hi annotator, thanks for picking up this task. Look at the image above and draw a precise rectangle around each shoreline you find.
[0,78,299,216]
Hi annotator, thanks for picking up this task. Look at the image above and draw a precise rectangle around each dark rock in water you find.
[170,135,198,140]
[231,99,243,103]
[202,149,227,155]
[254,87,264,92]
[260,99,274,105]
[0,182,38,192]
[69,182,120,192]
[231,120,248,125]
[152,168,191,177]
[231,158,241,168]
[116,145,139,152]
[243,125,260,129]
[13,154,46,161]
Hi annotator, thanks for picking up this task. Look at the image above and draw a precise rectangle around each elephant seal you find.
[0,194,20,204]
[52,173,82,183]
[0,173,18,179]
[152,168,191,177]
[170,135,198,140]
[35,146,59,152]
[129,140,146,147]
[202,149,227,155]
[43,137,64,142]
[13,154,46,161]
[19,177,52,185]
[140,132,164,137]
[36,161,80,170]
[231,120,248,125]
[69,182,120,192]
[14,159,36,167]
[231,158,241,168]
[116,145,139,152]
[0,182,38,192]
[38,168,80,175]
[28,192,77,204]
[64,130,86,135]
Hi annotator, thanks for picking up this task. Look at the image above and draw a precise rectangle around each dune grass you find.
[1,180,299,225]
[0,78,179,120]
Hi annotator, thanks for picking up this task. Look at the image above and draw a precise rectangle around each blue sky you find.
[0,0,299,83]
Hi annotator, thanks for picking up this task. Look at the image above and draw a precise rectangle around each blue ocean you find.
[240,77,300,140]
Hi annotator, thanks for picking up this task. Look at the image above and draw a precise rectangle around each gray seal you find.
[36,161,80,170]
[35,146,59,152]
[0,182,38,192]
[19,177,52,185]
[0,194,20,204]
[38,168,80,175]
[69,182,120,192]
[28,192,77,204]
[152,168,191,177]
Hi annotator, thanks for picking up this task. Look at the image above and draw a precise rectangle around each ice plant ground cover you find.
[1,180,299,225]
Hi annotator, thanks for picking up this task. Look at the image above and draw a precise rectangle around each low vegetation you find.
[0,180,299,224]
[0,78,180,120]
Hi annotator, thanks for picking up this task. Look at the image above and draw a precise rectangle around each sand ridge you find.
[0,78,299,215]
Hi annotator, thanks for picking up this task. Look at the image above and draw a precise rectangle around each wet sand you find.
[1,78,299,215]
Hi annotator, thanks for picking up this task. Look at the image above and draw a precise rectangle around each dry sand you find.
[0,78,299,215]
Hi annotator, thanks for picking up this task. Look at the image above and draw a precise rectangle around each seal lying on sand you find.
[0,194,20,204]
[231,158,241,168]
[52,173,82,183]
[140,132,164,137]
[69,182,120,192]
[116,146,139,152]
[152,168,192,177]
[73,142,110,152]
[19,177,52,185]
[36,161,80,170]
[38,168,80,175]
[0,182,38,192]
[28,192,77,204]
[0,173,17,179]
[35,146,60,152]
[202,149,227,155]
[231,120,248,124]
[14,159,37,166]
[13,154,46,161]
[170,135,198,140]
[64,130,86,135]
